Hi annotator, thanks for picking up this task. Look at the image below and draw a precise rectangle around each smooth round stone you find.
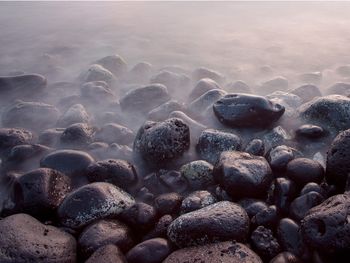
[0,128,34,156]
[57,104,90,127]
[214,151,273,198]
[147,100,184,121]
[181,190,217,214]
[38,128,64,147]
[167,201,249,247]
[325,82,350,96]
[163,241,262,263]
[58,182,135,229]
[126,238,172,263]
[277,218,305,258]
[119,202,158,232]
[266,145,299,171]
[267,91,302,117]
[192,67,225,85]
[251,226,281,260]
[251,205,279,229]
[15,168,71,217]
[301,194,350,251]
[289,84,322,103]
[86,159,137,190]
[189,78,221,102]
[95,54,127,77]
[289,191,324,221]
[298,95,350,134]
[336,65,350,77]
[263,126,291,150]
[0,213,76,263]
[245,139,265,156]
[154,192,182,215]
[225,80,251,93]
[82,64,116,84]
[300,182,325,197]
[150,70,190,93]
[95,123,134,145]
[180,160,214,190]
[286,158,324,185]
[213,93,285,128]
[134,118,190,164]
[120,84,170,113]
[2,100,60,131]
[127,62,152,83]
[269,252,303,263]
[260,76,288,94]
[40,149,94,176]
[80,82,117,106]
[326,129,350,189]
[238,198,269,218]
[298,71,322,84]
[295,124,326,139]
[188,89,226,116]
[196,129,242,164]
[85,244,127,263]
[270,177,298,215]
[60,123,95,149]
[78,219,133,257]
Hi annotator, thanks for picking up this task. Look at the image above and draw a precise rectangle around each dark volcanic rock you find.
[85,244,127,263]
[196,129,242,164]
[266,145,300,171]
[245,139,265,156]
[57,182,135,229]
[251,226,281,260]
[286,158,324,186]
[0,213,76,263]
[60,123,95,149]
[126,238,172,263]
[154,192,182,215]
[214,151,273,198]
[298,95,350,135]
[0,128,33,156]
[78,219,133,257]
[15,168,71,217]
[163,241,262,263]
[326,129,350,189]
[134,118,190,164]
[180,160,214,190]
[213,93,285,128]
[180,190,217,214]
[86,159,137,190]
[289,191,324,221]
[301,194,350,252]
[120,84,170,113]
[167,201,249,247]
[2,100,60,131]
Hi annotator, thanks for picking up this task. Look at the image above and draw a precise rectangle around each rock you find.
[266,145,300,171]
[143,214,173,240]
[289,191,324,221]
[180,160,214,190]
[225,80,251,93]
[270,177,298,215]
[147,100,184,121]
[245,139,265,156]
[251,226,281,260]
[40,149,94,176]
[286,158,324,186]
[94,123,134,145]
[238,198,268,218]
[181,190,217,214]
[295,124,326,139]
[336,65,350,77]
[192,67,225,85]
[80,81,116,105]
[78,219,133,257]
[126,238,172,263]
[168,111,206,139]
[0,74,47,101]
[85,244,127,263]
[167,201,249,247]
[154,193,182,215]
[0,213,76,263]
[58,182,135,228]
[0,128,33,156]
[188,89,226,117]
[214,151,273,198]
[188,78,221,102]
[86,159,137,190]
[196,129,242,164]
[127,62,152,83]
[119,202,158,232]
[325,82,350,96]
[213,94,285,128]
[57,104,90,127]
[82,64,116,84]
[269,252,303,263]
[60,123,95,149]
[150,70,190,94]
[263,126,291,150]
[300,182,326,197]
[2,100,60,131]
[251,205,279,229]
[163,241,262,263]
[267,91,302,117]
[133,118,190,164]
[301,194,350,252]
[298,95,350,135]
[326,129,350,189]
[38,128,64,147]
[95,54,127,77]
[120,84,170,113]
[298,72,322,84]
[15,168,71,217]
[260,76,288,94]
[289,84,322,103]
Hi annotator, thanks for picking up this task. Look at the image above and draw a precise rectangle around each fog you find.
[1,1,350,87]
